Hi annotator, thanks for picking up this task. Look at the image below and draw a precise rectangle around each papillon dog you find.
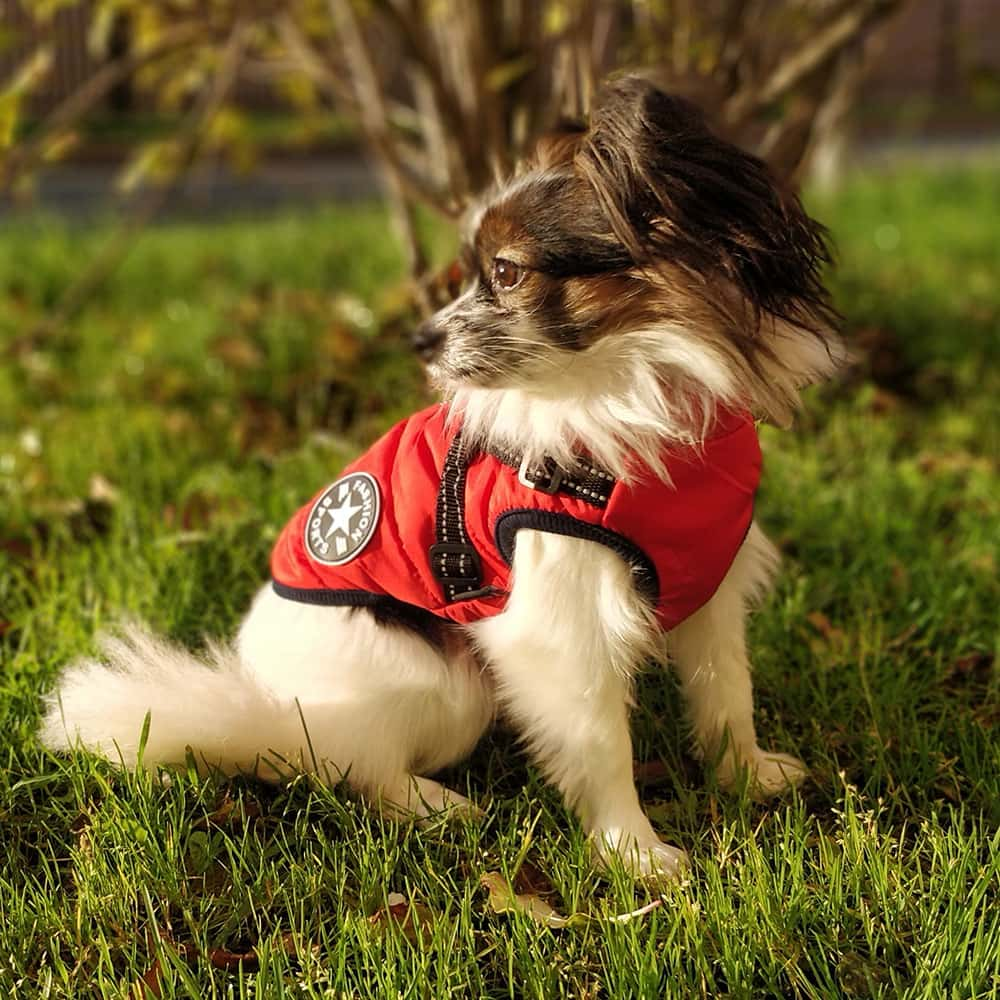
[42,76,844,880]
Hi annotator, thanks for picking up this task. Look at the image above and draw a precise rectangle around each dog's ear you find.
[529,120,588,170]
[576,75,837,333]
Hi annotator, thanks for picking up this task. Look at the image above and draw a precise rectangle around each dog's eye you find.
[493,258,525,291]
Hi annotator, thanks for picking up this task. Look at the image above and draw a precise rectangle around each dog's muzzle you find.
[411,321,445,362]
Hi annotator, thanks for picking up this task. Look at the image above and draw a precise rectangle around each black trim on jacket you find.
[270,581,451,646]
[493,508,660,606]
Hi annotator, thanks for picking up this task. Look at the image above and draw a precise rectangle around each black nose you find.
[411,322,445,362]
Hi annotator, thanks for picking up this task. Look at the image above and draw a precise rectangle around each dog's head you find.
[413,76,842,435]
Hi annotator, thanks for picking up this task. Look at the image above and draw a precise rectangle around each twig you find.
[275,13,358,112]
[373,0,473,188]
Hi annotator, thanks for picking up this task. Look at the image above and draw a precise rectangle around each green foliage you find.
[1,166,998,997]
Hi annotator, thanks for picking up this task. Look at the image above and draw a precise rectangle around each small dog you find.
[42,77,844,880]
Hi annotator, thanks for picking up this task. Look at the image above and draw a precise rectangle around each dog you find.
[41,76,845,880]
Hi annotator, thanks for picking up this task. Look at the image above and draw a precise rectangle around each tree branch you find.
[1,21,205,193]
[327,0,433,312]
[726,0,901,121]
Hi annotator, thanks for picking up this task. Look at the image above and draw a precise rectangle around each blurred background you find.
[0,0,997,623]
[3,2,999,222]
[3,1,1000,211]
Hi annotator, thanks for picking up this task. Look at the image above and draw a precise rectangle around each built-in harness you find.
[270,404,760,630]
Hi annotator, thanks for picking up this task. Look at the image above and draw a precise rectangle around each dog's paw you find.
[434,794,486,824]
[719,748,807,800]
[591,828,690,883]
[376,776,484,825]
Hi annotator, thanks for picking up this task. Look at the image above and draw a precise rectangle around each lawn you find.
[1,166,998,999]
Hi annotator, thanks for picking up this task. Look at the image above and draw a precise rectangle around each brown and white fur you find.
[41,78,845,881]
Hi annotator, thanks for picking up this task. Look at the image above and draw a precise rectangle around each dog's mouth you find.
[427,359,504,391]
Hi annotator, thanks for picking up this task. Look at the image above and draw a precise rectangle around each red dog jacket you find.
[271,403,760,631]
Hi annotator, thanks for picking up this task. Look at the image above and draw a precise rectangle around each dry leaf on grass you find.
[481,871,668,929]
[369,892,434,943]
[210,334,265,371]
[136,928,316,996]
[806,611,848,651]
[633,759,672,786]
[480,872,574,928]
[947,652,994,683]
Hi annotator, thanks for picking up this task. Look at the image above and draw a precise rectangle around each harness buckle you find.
[518,455,564,494]
[428,541,482,585]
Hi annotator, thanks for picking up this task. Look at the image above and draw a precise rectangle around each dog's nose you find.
[411,322,445,362]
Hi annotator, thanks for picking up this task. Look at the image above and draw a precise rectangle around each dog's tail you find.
[39,625,306,777]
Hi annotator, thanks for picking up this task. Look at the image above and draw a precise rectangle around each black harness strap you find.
[429,433,618,604]
[485,445,616,508]
[429,431,486,602]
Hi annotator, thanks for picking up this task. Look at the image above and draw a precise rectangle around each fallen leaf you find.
[369,892,434,943]
[634,759,671,786]
[0,538,32,561]
[197,792,263,830]
[137,957,164,998]
[88,473,119,504]
[134,927,318,996]
[480,871,665,929]
[207,944,259,971]
[480,872,572,928]
[279,930,319,959]
[868,388,903,414]
[916,451,992,476]
[947,652,994,682]
[210,334,265,371]
[318,323,365,366]
[507,861,551,899]
[806,611,846,646]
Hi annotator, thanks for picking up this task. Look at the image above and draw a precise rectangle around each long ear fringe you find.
[575,75,841,341]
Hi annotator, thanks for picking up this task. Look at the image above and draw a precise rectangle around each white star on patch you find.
[323,497,363,540]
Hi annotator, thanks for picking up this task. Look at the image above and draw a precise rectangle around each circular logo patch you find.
[304,472,381,566]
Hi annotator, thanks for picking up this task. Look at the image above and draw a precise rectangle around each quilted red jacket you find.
[271,403,760,630]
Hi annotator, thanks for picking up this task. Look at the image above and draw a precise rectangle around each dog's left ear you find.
[529,120,588,170]
[576,75,837,334]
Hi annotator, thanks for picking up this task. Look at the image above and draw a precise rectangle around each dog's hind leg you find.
[374,775,482,823]
[237,586,494,816]
[667,522,807,799]
[472,530,689,881]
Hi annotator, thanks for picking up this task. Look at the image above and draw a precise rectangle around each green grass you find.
[1,166,998,999]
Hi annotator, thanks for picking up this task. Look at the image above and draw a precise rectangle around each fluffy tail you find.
[40,625,306,776]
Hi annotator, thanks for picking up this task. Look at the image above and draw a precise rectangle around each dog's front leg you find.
[667,523,807,799]
[472,530,688,880]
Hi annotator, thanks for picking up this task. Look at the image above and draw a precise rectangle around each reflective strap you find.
[430,431,485,602]
[489,445,615,508]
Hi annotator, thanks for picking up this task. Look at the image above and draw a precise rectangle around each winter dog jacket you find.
[270,403,760,630]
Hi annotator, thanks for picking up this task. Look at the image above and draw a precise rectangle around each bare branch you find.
[328,0,433,313]
[1,20,204,192]
[275,14,357,111]
[726,0,901,121]
[372,0,473,186]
